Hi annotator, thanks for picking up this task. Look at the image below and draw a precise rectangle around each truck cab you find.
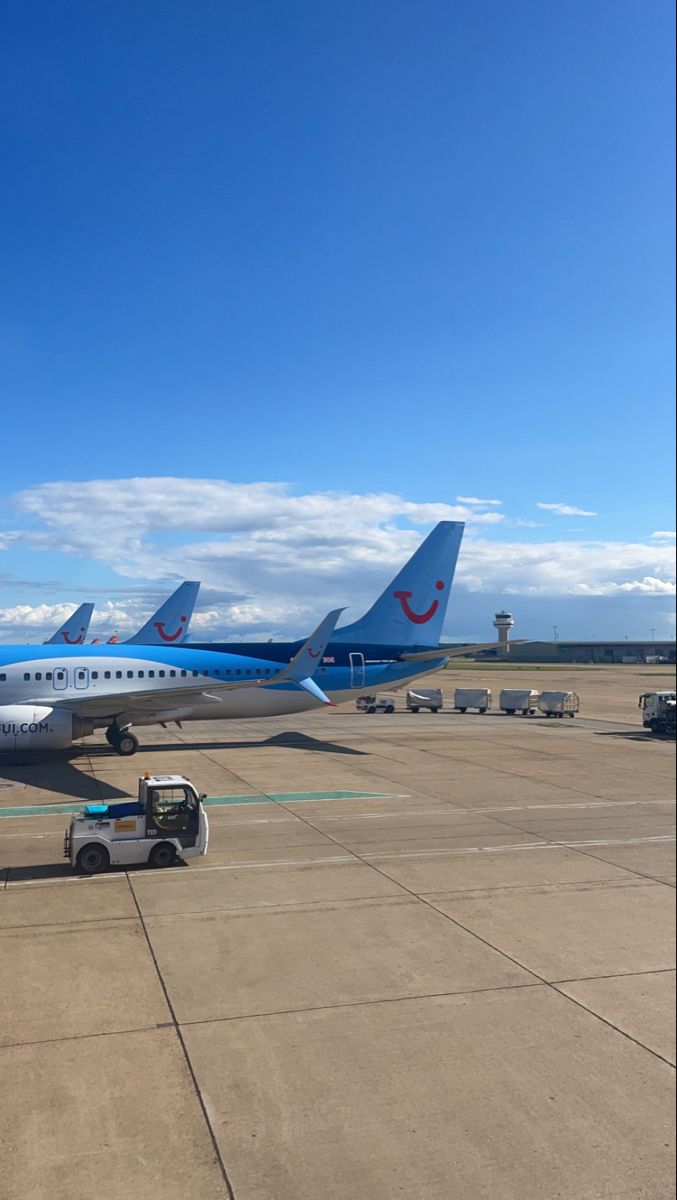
[639,692,676,737]
[65,773,209,873]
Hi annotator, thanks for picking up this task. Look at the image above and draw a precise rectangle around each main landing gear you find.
[105,726,139,756]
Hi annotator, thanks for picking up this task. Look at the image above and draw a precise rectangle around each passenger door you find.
[349,652,366,689]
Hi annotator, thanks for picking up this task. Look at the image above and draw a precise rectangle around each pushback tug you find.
[65,773,209,873]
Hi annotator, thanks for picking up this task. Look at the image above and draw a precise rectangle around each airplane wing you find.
[45,603,95,645]
[34,608,345,720]
[400,640,529,662]
[124,582,201,645]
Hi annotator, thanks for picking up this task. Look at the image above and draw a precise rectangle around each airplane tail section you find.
[124,582,200,645]
[45,603,95,645]
[332,522,464,647]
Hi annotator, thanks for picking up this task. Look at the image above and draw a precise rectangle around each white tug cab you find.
[64,773,209,874]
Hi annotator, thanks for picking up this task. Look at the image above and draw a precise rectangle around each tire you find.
[458,707,466,714]
[545,712,552,718]
[411,707,419,713]
[367,706,376,714]
[149,842,177,869]
[117,732,139,756]
[105,727,118,747]
[431,708,440,714]
[76,843,110,875]
[558,713,564,719]
[479,708,487,714]
[385,705,395,714]
[522,709,528,716]
[569,713,575,719]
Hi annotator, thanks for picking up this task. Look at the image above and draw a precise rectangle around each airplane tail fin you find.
[45,603,95,645]
[332,522,464,647]
[124,582,200,645]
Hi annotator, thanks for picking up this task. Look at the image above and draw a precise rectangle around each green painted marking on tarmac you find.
[0,789,397,819]
[0,801,91,819]
[203,789,395,807]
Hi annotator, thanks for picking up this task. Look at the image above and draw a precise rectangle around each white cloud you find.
[650,530,676,540]
[1,477,675,641]
[537,502,598,517]
[456,496,503,507]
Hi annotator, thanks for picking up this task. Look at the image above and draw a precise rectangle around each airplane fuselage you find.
[0,642,447,728]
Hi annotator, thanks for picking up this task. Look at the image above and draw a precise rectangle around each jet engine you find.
[0,706,94,751]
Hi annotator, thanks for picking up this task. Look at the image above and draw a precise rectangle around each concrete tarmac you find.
[0,664,674,1199]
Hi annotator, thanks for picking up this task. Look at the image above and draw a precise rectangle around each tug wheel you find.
[149,843,176,869]
[76,844,110,875]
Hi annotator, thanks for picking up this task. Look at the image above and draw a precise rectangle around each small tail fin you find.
[275,607,345,704]
[333,522,464,647]
[124,582,200,645]
[45,603,95,645]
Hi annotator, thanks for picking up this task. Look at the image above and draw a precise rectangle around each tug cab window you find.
[149,787,196,832]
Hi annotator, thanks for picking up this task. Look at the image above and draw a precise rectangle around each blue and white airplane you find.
[0,522,473,757]
[192,521,473,698]
[0,609,343,756]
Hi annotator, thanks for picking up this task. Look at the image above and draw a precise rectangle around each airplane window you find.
[56,671,65,680]
[116,671,122,679]
[192,670,199,677]
[92,671,98,680]
[0,673,5,681]
[180,670,187,677]
[46,672,52,680]
[214,669,220,676]
[148,670,155,678]
[104,671,111,679]
[159,670,165,678]
[170,670,176,678]
[246,669,252,675]
[127,670,134,679]
[77,671,86,681]
[226,669,231,676]
[138,671,144,679]
[24,673,31,681]
[36,672,42,681]
[202,670,209,677]
[236,669,241,676]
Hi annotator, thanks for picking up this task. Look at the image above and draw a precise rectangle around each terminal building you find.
[472,611,676,664]
[488,640,676,665]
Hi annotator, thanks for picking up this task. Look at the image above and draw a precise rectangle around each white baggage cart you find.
[454,688,491,713]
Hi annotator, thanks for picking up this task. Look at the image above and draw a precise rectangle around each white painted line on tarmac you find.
[365,834,675,862]
[317,798,677,822]
[4,836,673,889]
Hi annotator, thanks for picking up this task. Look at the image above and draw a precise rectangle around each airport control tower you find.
[493,610,514,653]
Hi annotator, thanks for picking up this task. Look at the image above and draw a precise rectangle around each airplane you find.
[44,603,95,645]
[0,608,343,756]
[191,521,481,699]
[90,581,200,645]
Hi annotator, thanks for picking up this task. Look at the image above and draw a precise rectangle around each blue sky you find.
[1,0,675,642]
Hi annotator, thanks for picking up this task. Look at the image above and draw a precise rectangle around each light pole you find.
[552,625,558,642]
[650,628,655,641]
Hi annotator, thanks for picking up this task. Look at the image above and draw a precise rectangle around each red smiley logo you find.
[307,647,321,659]
[62,627,86,644]
[154,615,187,642]
[394,580,445,624]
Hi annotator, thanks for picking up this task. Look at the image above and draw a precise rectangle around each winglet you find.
[276,608,345,704]
[45,603,95,645]
[124,582,201,645]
